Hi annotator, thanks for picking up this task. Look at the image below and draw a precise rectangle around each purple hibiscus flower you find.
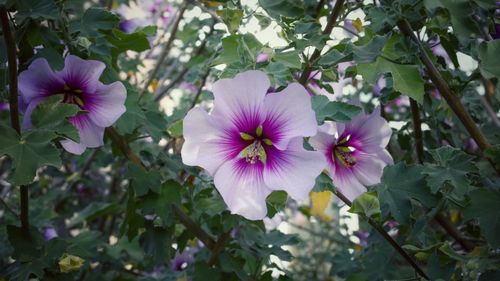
[181,71,325,220]
[309,108,393,200]
[170,248,196,271]
[43,227,58,240]
[19,55,126,155]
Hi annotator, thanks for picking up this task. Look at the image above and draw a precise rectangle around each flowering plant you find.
[0,0,499,280]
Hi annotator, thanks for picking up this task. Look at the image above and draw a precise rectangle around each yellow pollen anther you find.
[256,125,263,137]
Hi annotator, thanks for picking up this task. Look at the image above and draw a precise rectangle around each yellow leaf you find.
[150,79,159,92]
[310,191,332,222]
[59,253,85,273]
[352,18,363,32]
[204,1,222,8]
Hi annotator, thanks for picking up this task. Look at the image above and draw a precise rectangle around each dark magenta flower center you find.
[332,134,357,168]
[239,125,273,165]
[61,85,85,108]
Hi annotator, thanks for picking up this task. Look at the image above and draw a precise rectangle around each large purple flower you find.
[19,55,126,155]
[181,71,325,220]
[309,108,393,200]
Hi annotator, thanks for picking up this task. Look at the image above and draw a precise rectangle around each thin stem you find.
[0,7,20,134]
[434,213,474,251]
[409,98,424,163]
[154,24,215,102]
[0,6,30,232]
[397,19,491,152]
[298,0,345,86]
[171,204,216,249]
[332,189,430,280]
[189,69,210,109]
[139,1,188,100]
[207,231,231,266]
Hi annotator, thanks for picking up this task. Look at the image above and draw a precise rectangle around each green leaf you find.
[34,48,64,70]
[7,225,44,262]
[274,50,302,69]
[30,95,80,141]
[115,90,146,134]
[108,29,151,54]
[311,95,362,123]
[464,189,500,248]
[422,146,477,200]
[317,49,352,66]
[67,202,120,227]
[125,163,162,196]
[424,0,480,38]
[357,57,425,103]
[137,180,183,226]
[70,7,120,37]
[0,126,61,185]
[16,0,58,22]
[120,186,145,240]
[478,40,500,79]
[376,163,438,224]
[484,144,500,170]
[312,172,335,192]
[258,0,304,18]
[216,8,244,34]
[167,119,183,137]
[212,35,240,66]
[139,224,173,263]
[348,191,381,221]
[349,35,388,64]
[266,190,288,217]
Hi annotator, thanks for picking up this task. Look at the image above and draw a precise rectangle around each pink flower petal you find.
[263,83,317,150]
[181,107,227,175]
[86,81,127,127]
[211,70,269,130]
[18,58,64,103]
[69,115,105,148]
[60,139,87,155]
[213,159,272,220]
[59,55,106,93]
[332,167,367,201]
[263,138,326,201]
[351,153,386,186]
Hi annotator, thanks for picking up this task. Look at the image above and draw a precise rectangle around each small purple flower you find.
[493,24,500,40]
[19,55,126,155]
[118,19,139,33]
[0,101,9,111]
[43,227,58,240]
[343,20,357,37]
[179,82,198,93]
[353,230,369,247]
[430,39,451,65]
[372,77,386,96]
[182,71,325,220]
[256,52,269,63]
[310,108,393,200]
[170,248,195,271]
[464,138,478,153]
